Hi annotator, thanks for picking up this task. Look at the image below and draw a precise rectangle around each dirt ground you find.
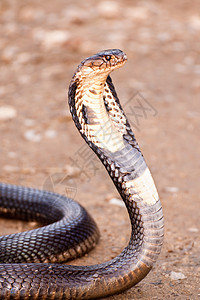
[0,0,200,299]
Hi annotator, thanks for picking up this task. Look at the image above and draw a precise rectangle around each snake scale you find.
[0,49,164,299]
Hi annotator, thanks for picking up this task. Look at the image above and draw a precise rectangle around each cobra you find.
[0,49,164,299]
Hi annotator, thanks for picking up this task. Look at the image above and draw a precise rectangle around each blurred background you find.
[0,0,200,298]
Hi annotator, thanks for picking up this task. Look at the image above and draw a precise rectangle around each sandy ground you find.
[0,0,200,299]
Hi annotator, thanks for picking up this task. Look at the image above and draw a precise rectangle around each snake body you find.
[0,49,164,299]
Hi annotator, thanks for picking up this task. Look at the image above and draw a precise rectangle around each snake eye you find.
[105,55,112,61]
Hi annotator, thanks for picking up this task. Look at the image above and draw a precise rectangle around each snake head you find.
[76,49,127,79]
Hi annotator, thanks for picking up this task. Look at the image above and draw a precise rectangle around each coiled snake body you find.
[0,49,164,299]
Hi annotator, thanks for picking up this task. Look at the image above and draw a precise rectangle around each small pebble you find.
[28,221,38,227]
[21,167,36,175]
[24,129,42,142]
[164,186,179,193]
[63,164,80,177]
[45,129,57,139]
[170,271,186,280]
[188,227,199,233]
[125,6,148,20]
[189,15,200,30]
[109,198,125,207]
[3,165,19,173]
[0,106,17,121]
[97,1,121,18]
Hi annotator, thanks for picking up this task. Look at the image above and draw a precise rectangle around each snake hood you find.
[68,49,131,153]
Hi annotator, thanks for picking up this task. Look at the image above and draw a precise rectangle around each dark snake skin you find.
[0,49,164,299]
